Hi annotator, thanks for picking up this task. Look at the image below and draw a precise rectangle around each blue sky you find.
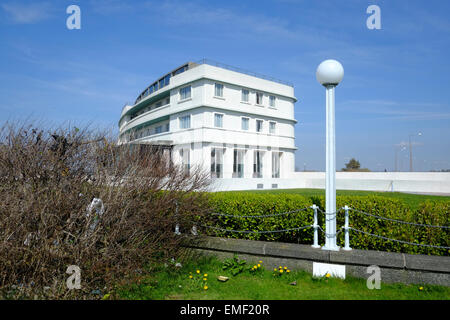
[1,0,449,171]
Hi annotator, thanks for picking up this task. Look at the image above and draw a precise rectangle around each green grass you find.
[117,256,450,300]
[231,188,450,210]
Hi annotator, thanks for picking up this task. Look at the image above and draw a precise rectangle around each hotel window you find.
[233,149,245,178]
[256,120,263,133]
[179,115,191,129]
[211,148,224,178]
[165,123,170,132]
[241,117,249,130]
[241,89,249,102]
[173,65,187,76]
[155,126,162,134]
[180,85,191,100]
[269,95,276,107]
[164,74,171,86]
[180,148,190,174]
[214,83,224,97]
[269,121,276,134]
[253,151,263,178]
[214,113,223,128]
[256,92,263,105]
[272,152,281,178]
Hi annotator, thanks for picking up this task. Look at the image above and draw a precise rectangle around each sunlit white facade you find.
[118,60,298,190]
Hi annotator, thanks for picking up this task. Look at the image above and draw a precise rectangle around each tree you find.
[342,158,370,172]
[344,158,360,170]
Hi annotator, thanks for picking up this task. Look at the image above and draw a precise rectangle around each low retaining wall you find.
[189,236,450,287]
[293,172,450,194]
[207,172,450,194]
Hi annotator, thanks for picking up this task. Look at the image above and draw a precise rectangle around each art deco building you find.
[118,60,298,190]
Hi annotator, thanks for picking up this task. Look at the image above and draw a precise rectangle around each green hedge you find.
[207,193,449,256]
[410,201,450,256]
[207,192,313,242]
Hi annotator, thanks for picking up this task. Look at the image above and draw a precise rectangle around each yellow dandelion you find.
[203,278,207,281]
[419,287,424,291]
[279,269,284,273]
[259,260,262,263]
[274,268,277,271]
[279,266,282,269]
[284,266,287,270]
[325,273,331,278]
[287,270,290,273]
[196,270,200,274]
[204,285,208,290]
[257,264,261,268]
[189,275,193,279]
[204,274,208,277]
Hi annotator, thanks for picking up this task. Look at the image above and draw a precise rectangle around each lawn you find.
[117,256,450,300]
[233,188,450,210]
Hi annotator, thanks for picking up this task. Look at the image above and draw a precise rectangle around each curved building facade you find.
[118,60,298,190]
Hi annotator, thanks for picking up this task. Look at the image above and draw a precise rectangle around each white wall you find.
[206,172,450,194]
[293,172,450,194]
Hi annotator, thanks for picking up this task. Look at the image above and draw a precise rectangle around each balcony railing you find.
[196,58,294,87]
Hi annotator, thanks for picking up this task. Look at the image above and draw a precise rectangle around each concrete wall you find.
[207,172,450,194]
[293,172,450,194]
[188,237,450,286]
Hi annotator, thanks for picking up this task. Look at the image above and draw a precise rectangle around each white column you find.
[244,148,253,178]
[223,145,233,178]
[263,150,271,179]
[316,59,343,252]
[202,142,211,176]
[322,85,339,251]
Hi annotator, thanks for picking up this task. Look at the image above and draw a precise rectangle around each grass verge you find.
[235,188,450,210]
[117,256,450,300]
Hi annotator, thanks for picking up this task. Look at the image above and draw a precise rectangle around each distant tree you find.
[342,158,370,172]
[344,158,360,170]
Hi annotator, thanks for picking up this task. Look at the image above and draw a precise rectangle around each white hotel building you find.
[118,60,298,190]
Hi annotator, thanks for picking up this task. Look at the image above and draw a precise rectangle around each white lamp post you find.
[316,59,344,251]
[409,132,422,172]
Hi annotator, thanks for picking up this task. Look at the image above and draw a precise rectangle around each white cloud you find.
[89,0,134,15]
[1,2,53,24]
[340,99,450,121]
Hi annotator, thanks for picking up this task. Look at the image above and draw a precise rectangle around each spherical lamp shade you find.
[316,60,344,86]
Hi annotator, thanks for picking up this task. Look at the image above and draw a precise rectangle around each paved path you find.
[402,192,450,197]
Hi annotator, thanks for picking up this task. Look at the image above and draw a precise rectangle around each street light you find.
[316,59,344,251]
[395,142,407,172]
[409,132,422,172]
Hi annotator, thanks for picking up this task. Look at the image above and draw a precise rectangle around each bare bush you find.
[0,122,211,299]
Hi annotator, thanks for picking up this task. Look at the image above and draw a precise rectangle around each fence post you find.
[343,205,352,251]
[311,205,321,249]
[174,200,181,235]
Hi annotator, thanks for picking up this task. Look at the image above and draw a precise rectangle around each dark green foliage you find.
[222,255,247,276]
[411,201,450,256]
[207,192,313,243]
[207,192,449,256]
